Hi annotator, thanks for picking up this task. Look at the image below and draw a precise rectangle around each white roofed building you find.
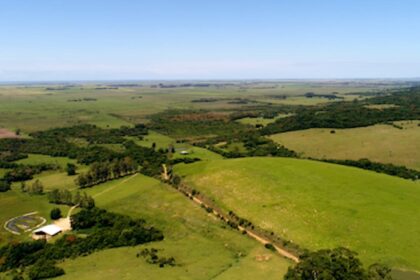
[32,224,62,240]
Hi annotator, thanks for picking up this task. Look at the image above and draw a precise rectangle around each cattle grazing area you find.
[0,81,419,280]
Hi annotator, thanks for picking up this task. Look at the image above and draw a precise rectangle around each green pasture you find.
[270,121,420,170]
[57,173,291,279]
[175,157,420,271]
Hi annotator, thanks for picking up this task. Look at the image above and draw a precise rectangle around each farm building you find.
[32,224,62,240]
[180,150,189,155]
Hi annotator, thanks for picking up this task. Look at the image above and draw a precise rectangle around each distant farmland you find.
[270,121,420,170]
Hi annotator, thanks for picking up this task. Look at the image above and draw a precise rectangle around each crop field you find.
[175,157,420,271]
[57,174,292,279]
[269,121,420,170]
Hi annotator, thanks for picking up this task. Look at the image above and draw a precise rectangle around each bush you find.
[28,260,64,280]
[66,163,76,176]
[0,180,11,192]
[284,248,392,280]
[50,208,62,220]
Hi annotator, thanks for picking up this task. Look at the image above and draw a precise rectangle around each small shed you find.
[180,150,189,155]
[32,224,62,240]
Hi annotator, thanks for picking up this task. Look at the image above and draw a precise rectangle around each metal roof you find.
[33,224,62,236]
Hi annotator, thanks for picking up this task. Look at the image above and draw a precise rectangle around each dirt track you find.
[180,183,299,263]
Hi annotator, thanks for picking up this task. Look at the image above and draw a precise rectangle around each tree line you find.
[261,88,420,135]
[321,158,419,180]
[75,157,138,188]
[48,188,95,208]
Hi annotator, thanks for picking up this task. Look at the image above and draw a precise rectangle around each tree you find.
[66,163,76,176]
[47,189,60,203]
[50,208,62,220]
[73,191,81,205]
[284,248,391,280]
[20,182,26,192]
[28,180,43,195]
[0,180,11,192]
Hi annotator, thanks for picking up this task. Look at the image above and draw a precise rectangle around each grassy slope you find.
[270,121,420,170]
[175,157,420,271]
[58,174,291,280]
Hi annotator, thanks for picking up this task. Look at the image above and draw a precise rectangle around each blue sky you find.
[0,0,419,81]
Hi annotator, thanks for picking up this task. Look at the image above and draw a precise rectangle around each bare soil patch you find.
[0,128,19,139]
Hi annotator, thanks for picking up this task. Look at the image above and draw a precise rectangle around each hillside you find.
[56,174,292,279]
[175,157,420,271]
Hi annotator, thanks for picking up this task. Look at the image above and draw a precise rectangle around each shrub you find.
[28,260,64,280]
[0,180,11,192]
[50,208,62,220]
[284,247,392,280]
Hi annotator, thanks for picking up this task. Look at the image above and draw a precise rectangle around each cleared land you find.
[270,121,420,170]
[175,157,420,271]
[58,174,291,279]
[236,114,292,127]
[0,128,18,138]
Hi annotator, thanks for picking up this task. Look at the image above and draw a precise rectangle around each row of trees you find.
[322,158,420,180]
[48,189,95,208]
[76,157,138,188]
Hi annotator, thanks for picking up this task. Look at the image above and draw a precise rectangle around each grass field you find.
[269,121,420,170]
[57,174,291,279]
[131,130,223,161]
[236,114,292,127]
[175,157,420,271]
[15,154,88,191]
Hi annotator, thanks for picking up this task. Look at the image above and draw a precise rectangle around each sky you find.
[0,0,419,81]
